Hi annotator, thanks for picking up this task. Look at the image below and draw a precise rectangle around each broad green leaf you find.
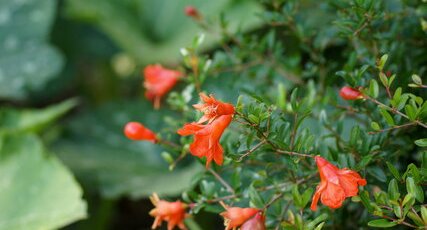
[367,219,397,228]
[53,100,203,198]
[415,138,427,147]
[0,99,77,134]
[0,0,64,100]
[0,134,86,230]
[387,179,399,201]
[379,109,394,126]
[65,0,262,64]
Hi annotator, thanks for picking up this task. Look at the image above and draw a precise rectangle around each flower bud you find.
[241,212,266,230]
[339,86,363,100]
[184,6,201,20]
[124,122,157,143]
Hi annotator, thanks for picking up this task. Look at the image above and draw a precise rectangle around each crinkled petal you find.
[320,182,346,209]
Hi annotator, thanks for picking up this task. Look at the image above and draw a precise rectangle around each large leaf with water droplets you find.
[0,0,63,100]
[53,100,203,198]
[0,134,86,230]
[65,0,262,64]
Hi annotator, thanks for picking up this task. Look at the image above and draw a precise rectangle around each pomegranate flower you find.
[124,122,157,143]
[177,115,232,167]
[149,193,188,230]
[339,86,364,100]
[143,64,182,109]
[241,212,266,230]
[310,156,367,210]
[220,206,259,230]
[193,93,235,124]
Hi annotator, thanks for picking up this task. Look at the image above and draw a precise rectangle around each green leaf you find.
[387,179,400,201]
[415,138,427,147]
[367,219,397,228]
[53,100,203,198]
[412,74,422,85]
[379,72,388,88]
[421,206,427,224]
[0,0,64,100]
[385,162,400,181]
[65,0,262,64]
[369,79,379,98]
[404,104,417,121]
[407,211,425,226]
[0,134,86,229]
[249,185,265,208]
[0,99,78,134]
[405,177,422,202]
[379,109,395,126]
[377,54,388,71]
[371,121,381,131]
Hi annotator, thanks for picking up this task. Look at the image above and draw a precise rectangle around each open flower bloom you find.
[193,93,235,124]
[241,212,266,230]
[124,122,157,143]
[177,115,232,167]
[310,156,367,210]
[220,206,259,230]
[149,193,188,230]
[339,86,364,100]
[143,64,182,109]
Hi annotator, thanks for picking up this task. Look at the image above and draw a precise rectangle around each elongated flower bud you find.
[124,122,157,143]
[339,86,363,100]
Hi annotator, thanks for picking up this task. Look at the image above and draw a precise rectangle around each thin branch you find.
[237,140,267,162]
[207,168,235,194]
[365,96,427,129]
[368,122,417,135]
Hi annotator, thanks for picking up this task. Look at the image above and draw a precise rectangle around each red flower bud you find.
[241,212,266,230]
[339,86,363,100]
[184,6,201,20]
[124,122,157,143]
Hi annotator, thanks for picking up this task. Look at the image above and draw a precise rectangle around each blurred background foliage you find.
[0,0,426,229]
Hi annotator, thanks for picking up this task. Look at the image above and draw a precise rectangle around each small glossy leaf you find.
[415,138,427,147]
[367,219,397,228]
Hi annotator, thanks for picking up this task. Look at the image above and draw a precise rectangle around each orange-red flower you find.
[149,193,188,230]
[143,64,182,109]
[310,156,367,211]
[177,115,232,167]
[241,212,266,230]
[124,122,157,143]
[193,93,235,124]
[220,206,259,230]
[339,86,364,100]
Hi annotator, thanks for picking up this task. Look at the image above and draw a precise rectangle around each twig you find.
[368,122,417,135]
[208,168,235,194]
[365,96,427,129]
[275,149,314,158]
[237,140,267,162]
